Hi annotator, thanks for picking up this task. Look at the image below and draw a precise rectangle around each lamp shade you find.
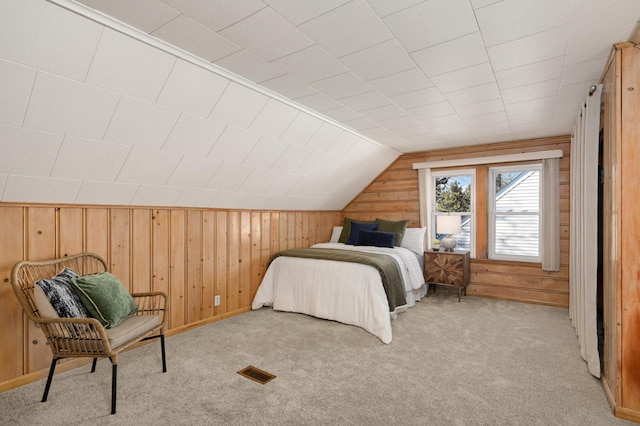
[436,215,461,235]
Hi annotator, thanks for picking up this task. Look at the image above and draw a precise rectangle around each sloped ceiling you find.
[0,0,639,210]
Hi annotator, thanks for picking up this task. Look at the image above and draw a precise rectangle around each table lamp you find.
[436,215,461,252]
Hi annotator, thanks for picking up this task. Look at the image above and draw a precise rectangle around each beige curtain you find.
[417,168,432,246]
[541,158,560,271]
[569,84,601,378]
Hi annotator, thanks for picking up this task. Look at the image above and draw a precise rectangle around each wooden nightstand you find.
[423,250,470,302]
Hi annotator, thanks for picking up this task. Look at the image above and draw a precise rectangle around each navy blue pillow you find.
[356,230,397,248]
[346,222,378,245]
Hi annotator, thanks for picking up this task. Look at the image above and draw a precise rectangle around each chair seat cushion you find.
[106,315,160,348]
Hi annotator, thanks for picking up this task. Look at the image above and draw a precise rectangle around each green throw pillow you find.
[338,217,377,243]
[71,272,138,329]
[375,218,409,246]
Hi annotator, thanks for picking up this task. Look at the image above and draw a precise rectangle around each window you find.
[431,169,475,256]
[489,164,541,262]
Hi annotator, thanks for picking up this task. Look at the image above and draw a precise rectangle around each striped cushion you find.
[36,268,88,319]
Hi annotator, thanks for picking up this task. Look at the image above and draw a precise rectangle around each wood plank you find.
[85,208,109,261]
[132,209,152,294]
[58,208,83,257]
[110,209,131,288]
[169,210,186,330]
[186,210,202,324]
[250,212,262,301]
[152,209,170,302]
[215,211,228,316]
[239,211,252,308]
[0,207,24,381]
[227,211,240,311]
[201,211,215,319]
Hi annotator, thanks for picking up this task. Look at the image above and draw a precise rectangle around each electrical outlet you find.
[214,295,220,306]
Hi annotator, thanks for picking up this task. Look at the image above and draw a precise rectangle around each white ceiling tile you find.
[24,72,120,140]
[0,59,36,126]
[75,180,138,205]
[444,83,501,106]
[162,0,266,32]
[214,50,286,83]
[209,82,269,128]
[299,0,393,57]
[476,0,571,47]
[104,96,180,150]
[322,107,362,122]
[326,132,360,156]
[383,0,477,52]
[495,56,565,89]
[463,111,508,127]
[0,0,102,81]
[272,144,312,173]
[412,32,488,77]
[207,163,253,191]
[211,190,248,208]
[151,14,240,62]
[208,125,261,163]
[561,57,608,86]
[360,104,408,122]
[280,112,324,144]
[131,184,182,206]
[271,45,348,84]
[366,0,423,17]
[367,68,433,97]
[392,125,431,138]
[116,147,182,185]
[86,28,175,102]
[430,62,496,93]
[342,117,378,131]
[309,72,374,100]
[239,168,281,193]
[556,98,583,115]
[174,187,220,208]
[3,175,82,204]
[294,92,342,112]
[558,81,593,102]
[429,124,470,136]
[467,121,511,136]
[455,98,505,118]
[0,125,62,177]
[501,79,561,105]
[239,194,281,210]
[377,115,421,130]
[391,87,446,109]
[487,26,569,72]
[423,114,464,129]
[297,151,333,176]
[470,0,502,8]
[259,75,317,99]
[163,113,226,157]
[220,8,314,61]
[564,29,618,66]
[338,91,393,112]
[408,101,456,119]
[51,136,130,181]
[243,137,290,168]
[508,109,556,126]
[264,0,351,25]
[305,123,343,150]
[339,39,416,81]
[266,172,302,195]
[166,155,222,188]
[78,0,180,33]
[505,96,558,117]
[249,99,299,138]
[157,59,229,117]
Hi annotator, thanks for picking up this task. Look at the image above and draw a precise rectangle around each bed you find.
[252,222,427,344]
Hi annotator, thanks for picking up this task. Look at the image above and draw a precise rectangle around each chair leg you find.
[42,358,58,402]
[110,359,117,415]
[91,357,98,373]
[160,334,167,373]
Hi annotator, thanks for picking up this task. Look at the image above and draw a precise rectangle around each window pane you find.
[435,175,471,213]
[495,171,539,213]
[494,215,539,256]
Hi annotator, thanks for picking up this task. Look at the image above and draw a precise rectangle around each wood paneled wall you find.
[344,136,571,308]
[0,204,341,388]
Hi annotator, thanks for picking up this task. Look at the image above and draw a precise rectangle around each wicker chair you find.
[10,252,167,415]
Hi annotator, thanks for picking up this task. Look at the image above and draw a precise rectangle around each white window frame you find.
[431,169,475,257]
[488,163,542,262]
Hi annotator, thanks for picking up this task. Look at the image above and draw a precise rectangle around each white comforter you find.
[251,243,426,344]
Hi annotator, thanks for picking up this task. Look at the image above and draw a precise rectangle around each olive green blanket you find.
[271,248,407,312]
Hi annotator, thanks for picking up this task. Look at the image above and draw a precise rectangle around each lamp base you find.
[441,236,457,252]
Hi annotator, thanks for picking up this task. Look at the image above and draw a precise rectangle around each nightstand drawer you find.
[423,250,470,301]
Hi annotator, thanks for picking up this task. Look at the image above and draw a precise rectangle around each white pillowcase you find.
[329,226,343,243]
[401,227,426,254]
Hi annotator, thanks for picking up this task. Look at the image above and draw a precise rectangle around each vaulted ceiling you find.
[0,0,638,210]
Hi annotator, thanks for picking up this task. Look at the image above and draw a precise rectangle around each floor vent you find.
[237,366,276,384]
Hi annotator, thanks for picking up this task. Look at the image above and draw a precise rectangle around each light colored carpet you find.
[0,294,632,425]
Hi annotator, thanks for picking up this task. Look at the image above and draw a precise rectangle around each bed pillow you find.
[375,218,409,246]
[401,227,427,254]
[71,272,138,329]
[338,218,376,243]
[36,267,88,319]
[356,230,397,248]
[346,222,378,245]
[329,226,343,243]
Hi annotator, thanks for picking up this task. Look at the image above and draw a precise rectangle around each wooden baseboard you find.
[0,307,252,394]
[616,406,640,423]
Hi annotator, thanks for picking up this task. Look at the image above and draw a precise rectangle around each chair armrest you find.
[130,291,168,326]
[37,317,113,355]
